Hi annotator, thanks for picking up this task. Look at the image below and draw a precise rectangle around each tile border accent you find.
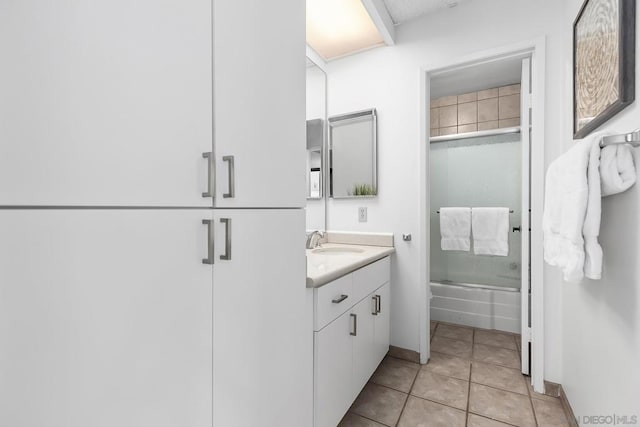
[388,345,421,364]
[559,385,579,427]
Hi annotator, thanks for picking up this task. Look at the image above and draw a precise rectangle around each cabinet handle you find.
[220,218,231,260]
[202,152,215,198]
[223,155,235,198]
[376,295,381,314]
[350,313,357,336]
[371,296,378,315]
[332,295,348,304]
[202,219,214,264]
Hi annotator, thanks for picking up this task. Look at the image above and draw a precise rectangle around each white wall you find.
[557,0,640,418]
[326,0,565,382]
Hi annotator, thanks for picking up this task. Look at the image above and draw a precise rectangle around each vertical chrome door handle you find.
[202,219,214,264]
[350,313,357,336]
[376,295,381,314]
[202,152,215,198]
[222,155,235,198]
[371,296,378,315]
[219,218,231,260]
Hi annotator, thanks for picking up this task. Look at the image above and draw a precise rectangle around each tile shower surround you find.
[431,84,521,137]
[338,321,572,427]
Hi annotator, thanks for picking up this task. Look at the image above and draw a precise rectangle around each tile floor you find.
[338,321,571,427]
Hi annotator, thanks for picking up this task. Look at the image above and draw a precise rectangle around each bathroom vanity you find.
[307,239,394,427]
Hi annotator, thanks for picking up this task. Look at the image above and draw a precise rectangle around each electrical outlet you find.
[358,207,367,223]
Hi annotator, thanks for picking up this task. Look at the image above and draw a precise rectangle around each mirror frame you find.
[306,59,328,201]
[328,108,378,199]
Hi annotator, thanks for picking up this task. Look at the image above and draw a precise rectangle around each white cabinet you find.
[313,258,391,427]
[212,209,310,427]
[0,0,306,208]
[314,311,353,427]
[0,210,214,427]
[373,283,391,363]
[0,0,213,207]
[213,0,306,209]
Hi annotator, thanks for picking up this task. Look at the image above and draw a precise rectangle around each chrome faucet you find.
[306,230,324,249]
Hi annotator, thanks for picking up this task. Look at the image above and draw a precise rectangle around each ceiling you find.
[430,55,525,99]
[306,0,469,61]
[382,0,466,25]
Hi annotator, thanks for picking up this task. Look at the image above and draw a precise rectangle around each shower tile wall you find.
[431,84,521,137]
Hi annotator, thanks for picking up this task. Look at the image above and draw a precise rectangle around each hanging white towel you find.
[471,207,510,256]
[542,133,599,281]
[440,207,471,251]
[600,143,636,196]
[543,131,637,282]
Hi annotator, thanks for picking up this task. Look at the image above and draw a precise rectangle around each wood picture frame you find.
[573,0,636,139]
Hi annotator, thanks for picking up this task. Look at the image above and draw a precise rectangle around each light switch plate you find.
[358,207,367,222]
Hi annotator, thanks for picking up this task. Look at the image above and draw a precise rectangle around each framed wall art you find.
[573,0,636,139]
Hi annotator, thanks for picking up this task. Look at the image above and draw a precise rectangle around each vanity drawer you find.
[314,274,353,331]
[352,257,390,303]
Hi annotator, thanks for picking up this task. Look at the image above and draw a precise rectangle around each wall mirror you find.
[329,109,377,198]
[306,57,327,230]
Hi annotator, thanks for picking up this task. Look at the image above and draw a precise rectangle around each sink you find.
[312,247,365,255]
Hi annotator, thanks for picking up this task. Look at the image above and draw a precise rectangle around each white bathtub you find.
[430,281,521,334]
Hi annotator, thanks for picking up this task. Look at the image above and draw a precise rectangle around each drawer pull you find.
[350,313,357,336]
[375,295,381,314]
[332,294,348,304]
[371,296,378,315]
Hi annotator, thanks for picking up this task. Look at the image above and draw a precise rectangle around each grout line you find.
[465,328,475,426]
[468,411,520,427]
[403,393,467,415]
[350,411,393,427]
[396,364,421,426]
[525,373,540,426]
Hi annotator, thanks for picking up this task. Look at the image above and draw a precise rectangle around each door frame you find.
[418,37,546,393]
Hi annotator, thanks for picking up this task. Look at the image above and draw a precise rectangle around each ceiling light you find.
[307,0,385,60]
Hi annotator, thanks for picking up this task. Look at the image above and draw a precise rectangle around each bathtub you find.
[430,281,521,334]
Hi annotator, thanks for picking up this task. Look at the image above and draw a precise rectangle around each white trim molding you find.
[361,0,396,46]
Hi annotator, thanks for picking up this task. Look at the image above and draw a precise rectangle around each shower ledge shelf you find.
[430,126,521,143]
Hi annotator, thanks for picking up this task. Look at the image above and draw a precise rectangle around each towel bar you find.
[436,209,514,214]
[600,129,640,148]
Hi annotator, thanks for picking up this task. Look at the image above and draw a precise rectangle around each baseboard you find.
[559,384,579,427]
[387,345,421,364]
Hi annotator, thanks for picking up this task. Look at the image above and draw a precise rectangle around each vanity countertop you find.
[306,243,395,288]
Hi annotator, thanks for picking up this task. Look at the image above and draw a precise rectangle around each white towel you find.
[543,131,637,282]
[543,133,601,281]
[600,143,636,196]
[440,207,471,251]
[471,207,510,256]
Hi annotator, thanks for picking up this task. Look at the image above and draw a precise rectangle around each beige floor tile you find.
[435,323,473,342]
[467,413,513,427]
[370,356,420,393]
[350,383,407,426]
[338,412,387,427]
[474,329,518,350]
[471,361,528,395]
[531,397,571,426]
[431,336,472,359]
[473,344,520,369]
[398,396,466,427]
[469,383,536,426]
[411,370,469,410]
[424,351,471,380]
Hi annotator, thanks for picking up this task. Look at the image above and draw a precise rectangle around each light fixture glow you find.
[307,0,385,60]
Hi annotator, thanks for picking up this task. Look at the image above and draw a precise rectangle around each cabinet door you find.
[0,210,213,427]
[351,296,378,401]
[213,0,306,208]
[314,312,353,427]
[0,1,212,206]
[374,283,391,363]
[212,209,310,427]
